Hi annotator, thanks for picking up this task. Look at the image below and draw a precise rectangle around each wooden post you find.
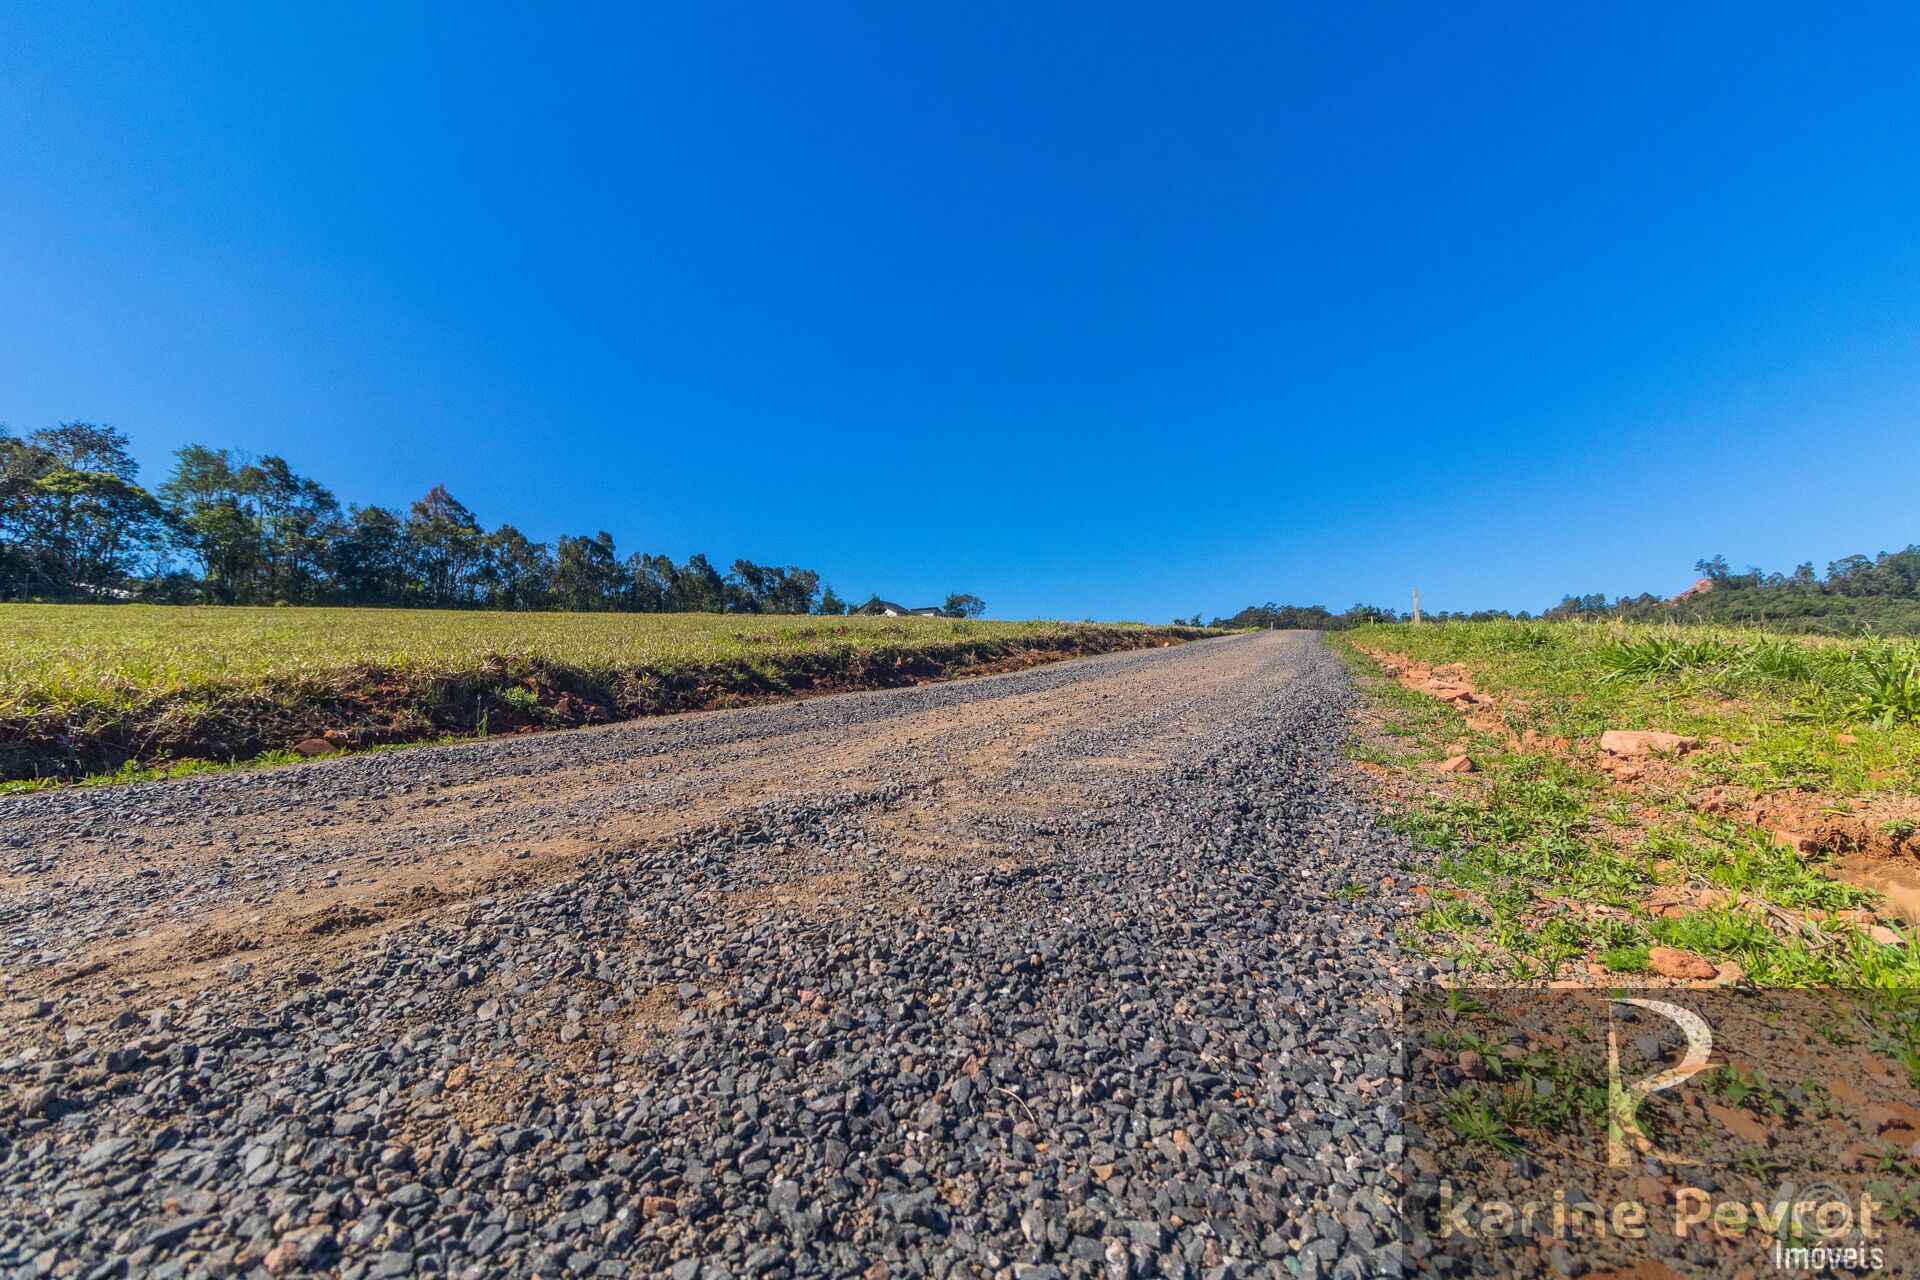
[1412,588,1421,624]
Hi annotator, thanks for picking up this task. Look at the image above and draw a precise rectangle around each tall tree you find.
[770,567,819,614]
[3,423,167,598]
[330,505,411,605]
[160,446,257,602]
[725,559,778,613]
[552,532,624,611]
[0,428,58,597]
[720,561,820,614]
[406,485,485,605]
[13,424,867,615]
[668,553,726,613]
[482,525,554,610]
[941,592,985,619]
[626,553,676,612]
[242,455,341,602]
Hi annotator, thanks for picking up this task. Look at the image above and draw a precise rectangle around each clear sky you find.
[3,4,1917,621]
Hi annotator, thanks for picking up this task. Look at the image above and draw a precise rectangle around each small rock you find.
[1707,1103,1773,1148]
[1647,947,1716,980]
[370,1251,415,1279]
[1435,754,1475,774]
[1599,730,1699,758]
[292,738,339,757]
[1771,828,1822,856]
[1825,1079,1870,1107]
[264,1226,335,1275]
[141,1216,205,1250]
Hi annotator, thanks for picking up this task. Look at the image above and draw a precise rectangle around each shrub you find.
[1594,634,1738,683]
[1849,648,1920,728]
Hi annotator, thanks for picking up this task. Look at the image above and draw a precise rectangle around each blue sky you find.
[3,3,1917,621]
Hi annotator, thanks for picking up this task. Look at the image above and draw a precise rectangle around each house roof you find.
[871,599,909,614]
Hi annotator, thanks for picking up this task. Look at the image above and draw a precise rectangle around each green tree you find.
[722,561,818,613]
[771,567,820,614]
[406,485,485,605]
[12,422,862,617]
[329,506,410,605]
[1,428,58,597]
[163,447,341,602]
[726,559,777,613]
[160,445,256,602]
[941,592,986,618]
[481,525,554,610]
[552,532,624,611]
[668,553,726,612]
[243,455,341,602]
[626,553,676,612]
[3,423,167,598]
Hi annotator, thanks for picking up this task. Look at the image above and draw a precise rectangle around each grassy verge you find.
[1331,620,1920,987]
[0,604,1213,787]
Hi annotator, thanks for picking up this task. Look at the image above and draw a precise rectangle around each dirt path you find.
[2,635,1252,1022]
[0,632,1415,1280]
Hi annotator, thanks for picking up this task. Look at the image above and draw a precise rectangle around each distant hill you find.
[1210,545,1920,635]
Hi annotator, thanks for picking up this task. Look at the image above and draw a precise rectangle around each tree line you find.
[1207,544,1920,635]
[1542,549,1920,634]
[0,422,986,617]
[1199,602,1518,629]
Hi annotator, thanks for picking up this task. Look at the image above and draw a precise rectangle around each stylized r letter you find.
[1608,998,1714,1168]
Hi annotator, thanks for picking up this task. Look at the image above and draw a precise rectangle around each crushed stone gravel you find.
[1,631,1427,1279]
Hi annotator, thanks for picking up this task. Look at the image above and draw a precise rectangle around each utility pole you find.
[1412,587,1421,625]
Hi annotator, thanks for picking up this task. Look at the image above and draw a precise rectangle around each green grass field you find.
[1356,619,1920,796]
[0,604,1207,785]
[1332,620,1920,987]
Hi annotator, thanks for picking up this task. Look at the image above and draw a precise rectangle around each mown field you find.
[0,605,1209,786]
[1332,620,1920,988]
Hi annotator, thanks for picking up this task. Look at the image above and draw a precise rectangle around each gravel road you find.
[1,631,1418,1280]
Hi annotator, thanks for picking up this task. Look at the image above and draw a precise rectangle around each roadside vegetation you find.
[1332,620,1920,987]
[0,605,1209,787]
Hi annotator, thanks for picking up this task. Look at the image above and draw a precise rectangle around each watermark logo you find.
[1402,987,1917,1276]
[1607,997,1715,1169]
